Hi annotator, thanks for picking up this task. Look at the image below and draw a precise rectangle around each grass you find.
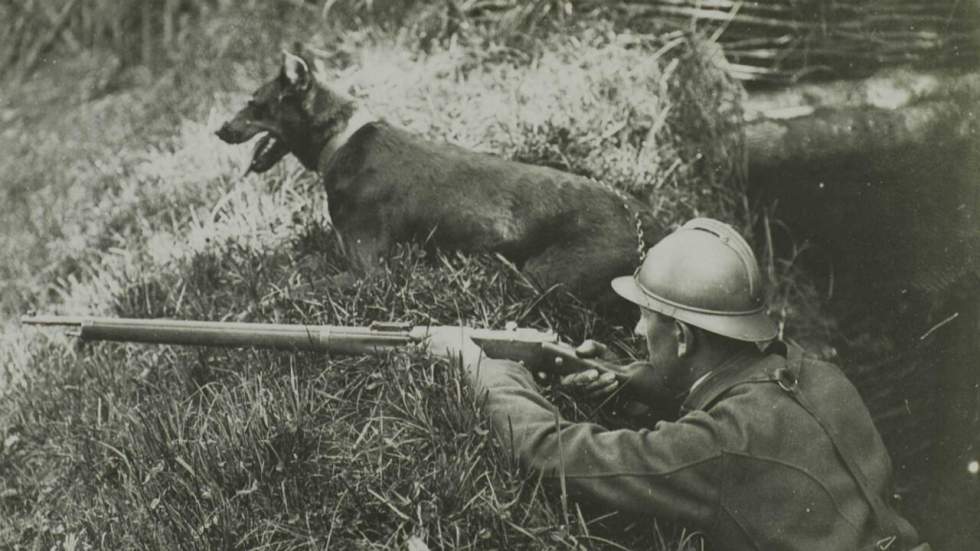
[2,240,703,548]
[0,3,817,550]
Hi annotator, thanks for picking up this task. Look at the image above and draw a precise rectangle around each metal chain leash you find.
[588,176,647,260]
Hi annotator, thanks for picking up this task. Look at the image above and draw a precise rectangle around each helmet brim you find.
[611,275,779,343]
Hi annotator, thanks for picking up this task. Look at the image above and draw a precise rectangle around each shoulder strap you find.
[681,351,777,414]
[773,346,903,551]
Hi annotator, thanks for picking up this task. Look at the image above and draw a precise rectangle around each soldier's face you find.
[635,308,688,391]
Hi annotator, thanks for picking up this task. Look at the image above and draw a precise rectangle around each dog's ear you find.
[293,42,326,76]
[281,50,311,90]
[290,41,308,58]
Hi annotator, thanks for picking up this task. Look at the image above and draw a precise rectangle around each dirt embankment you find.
[746,69,980,549]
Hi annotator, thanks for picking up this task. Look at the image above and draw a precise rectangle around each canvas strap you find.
[772,346,903,550]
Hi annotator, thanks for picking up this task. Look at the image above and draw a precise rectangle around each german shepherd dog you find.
[217,48,659,302]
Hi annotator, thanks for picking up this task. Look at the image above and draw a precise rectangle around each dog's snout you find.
[215,123,232,141]
[215,120,260,145]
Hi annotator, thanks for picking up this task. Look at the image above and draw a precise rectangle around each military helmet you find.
[612,218,778,342]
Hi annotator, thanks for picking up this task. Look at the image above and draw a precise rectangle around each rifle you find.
[21,315,656,399]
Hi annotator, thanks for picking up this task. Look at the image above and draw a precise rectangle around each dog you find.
[216,47,660,302]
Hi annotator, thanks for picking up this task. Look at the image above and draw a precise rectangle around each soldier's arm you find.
[467,357,725,524]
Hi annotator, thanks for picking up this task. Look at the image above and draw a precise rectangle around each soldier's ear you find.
[675,321,696,358]
[281,51,310,90]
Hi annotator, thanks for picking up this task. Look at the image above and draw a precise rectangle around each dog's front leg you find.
[337,229,388,275]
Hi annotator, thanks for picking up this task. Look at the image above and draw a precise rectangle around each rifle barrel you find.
[21,316,423,354]
[20,315,88,326]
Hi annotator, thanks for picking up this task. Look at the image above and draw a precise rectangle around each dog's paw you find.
[327,271,361,291]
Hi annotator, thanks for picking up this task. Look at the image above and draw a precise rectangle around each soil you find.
[752,137,980,549]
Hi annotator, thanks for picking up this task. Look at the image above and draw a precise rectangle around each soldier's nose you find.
[633,317,646,337]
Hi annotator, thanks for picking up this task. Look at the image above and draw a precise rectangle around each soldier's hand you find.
[559,339,621,400]
[560,369,619,400]
[424,325,483,368]
[574,339,619,362]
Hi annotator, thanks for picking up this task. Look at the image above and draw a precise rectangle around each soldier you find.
[428,218,928,551]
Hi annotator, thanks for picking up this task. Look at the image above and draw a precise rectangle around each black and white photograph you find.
[1,1,976,549]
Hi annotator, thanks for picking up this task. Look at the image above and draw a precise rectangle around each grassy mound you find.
[2,242,659,549]
[0,5,812,550]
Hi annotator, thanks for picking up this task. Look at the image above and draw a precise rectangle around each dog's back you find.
[323,121,657,297]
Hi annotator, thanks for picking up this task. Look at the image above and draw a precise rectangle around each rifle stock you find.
[21,315,648,397]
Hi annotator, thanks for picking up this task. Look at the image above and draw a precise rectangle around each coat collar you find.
[680,343,788,414]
